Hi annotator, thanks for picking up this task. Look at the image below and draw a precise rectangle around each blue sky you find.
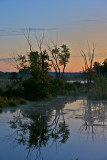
[0,0,107,29]
[0,0,107,71]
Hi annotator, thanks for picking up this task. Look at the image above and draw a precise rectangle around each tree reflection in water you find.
[9,97,75,160]
[80,99,107,142]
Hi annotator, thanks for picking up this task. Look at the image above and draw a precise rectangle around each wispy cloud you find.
[83,19,98,23]
[21,27,57,32]
[0,58,15,61]
[0,27,57,37]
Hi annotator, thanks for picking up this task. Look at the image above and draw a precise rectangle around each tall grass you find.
[88,77,107,100]
[0,96,16,107]
[0,96,27,108]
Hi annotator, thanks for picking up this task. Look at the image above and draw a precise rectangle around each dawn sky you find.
[0,0,107,72]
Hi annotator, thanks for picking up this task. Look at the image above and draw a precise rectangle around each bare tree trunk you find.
[61,65,66,78]
[81,42,95,84]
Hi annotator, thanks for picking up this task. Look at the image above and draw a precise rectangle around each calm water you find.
[0,97,107,160]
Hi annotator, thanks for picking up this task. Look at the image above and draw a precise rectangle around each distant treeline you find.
[0,71,84,80]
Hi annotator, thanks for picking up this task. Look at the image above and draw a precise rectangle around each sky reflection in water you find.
[0,97,107,160]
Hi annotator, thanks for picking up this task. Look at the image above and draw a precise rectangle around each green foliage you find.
[93,58,107,77]
[83,68,95,84]
[93,61,101,75]
[0,96,8,107]
[59,44,70,67]
[0,96,28,108]
[0,96,17,107]
[49,44,70,78]
[6,42,71,100]
[3,86,24,98]
[9,72,18,81]
[48,78,82,96]
[0,88,4,96]
[95,77,107,99]
[8,98,17,106]
[22,75,52,100]
[18,50,50,78]
[22,77,83,99]
[18,98,27,104]
[51,78,65,90]
[102,58,107,77]
[65,82,77,90]
[16,49,51,100]
[88,77,107,100]
[72,81,82,88]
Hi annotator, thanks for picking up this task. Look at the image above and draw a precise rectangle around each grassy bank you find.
[0,96,27,111]
[87,77,107,100]
[0,77,107,111]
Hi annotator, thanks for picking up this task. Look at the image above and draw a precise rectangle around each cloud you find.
[0,58,15,61]
[21,27,57,31]
[0,27,57,37]
[83,19,98,23]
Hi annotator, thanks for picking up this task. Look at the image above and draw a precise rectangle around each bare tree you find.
[47,42,61,77]
[23,28,33,52]
[81,42,95,83]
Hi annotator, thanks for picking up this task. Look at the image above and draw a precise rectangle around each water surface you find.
[0,97,107,160]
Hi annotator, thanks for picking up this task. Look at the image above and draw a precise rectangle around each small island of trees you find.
[0,34,107,109]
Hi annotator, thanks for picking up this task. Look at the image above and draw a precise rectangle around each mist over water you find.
[0,97,107,160]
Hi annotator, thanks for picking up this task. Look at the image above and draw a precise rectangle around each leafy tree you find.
[16,50,51,99]
[102,58,107,77]
[47,43,70,78]
[93,61,101,78]
[93,58,107,78]
[18,50,50,77]
[12,32,71,98]
[59,44,70,78]
[9,72,23,89]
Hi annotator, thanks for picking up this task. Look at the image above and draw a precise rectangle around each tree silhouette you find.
[47,43,70,78]
[81,43,95,83]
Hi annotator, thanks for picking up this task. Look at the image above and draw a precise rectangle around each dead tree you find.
[81,42,95,83]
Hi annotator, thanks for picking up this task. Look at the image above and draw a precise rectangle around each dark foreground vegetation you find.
[0,38,107,109]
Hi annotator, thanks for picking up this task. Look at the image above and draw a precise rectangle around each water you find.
[67,80,87,84]
[67,80,94,84]
[0,97,107,160]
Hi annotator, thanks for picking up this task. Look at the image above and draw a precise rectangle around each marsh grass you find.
[8,98,17,106]
[0,76,107,107]
[0,96,28,108]
[88,77,107,100]
[18,98,28,104]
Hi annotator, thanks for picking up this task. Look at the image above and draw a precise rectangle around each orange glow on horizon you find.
[0,57,106,73]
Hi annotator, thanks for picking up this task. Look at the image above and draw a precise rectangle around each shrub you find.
[18,98,27,104]
[22,77,52,100]
[88,77,107,100]
[73,81,82,88]
[65,82,77,90]
[0,88,4,96]
[95,77,107,99]
[50,78,65,93]
[8,98,17,106]
[0,96,8,107]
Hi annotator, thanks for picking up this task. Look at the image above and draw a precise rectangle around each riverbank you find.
[0,77,107,111]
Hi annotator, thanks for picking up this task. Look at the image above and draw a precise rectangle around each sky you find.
[0,0,107,72]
